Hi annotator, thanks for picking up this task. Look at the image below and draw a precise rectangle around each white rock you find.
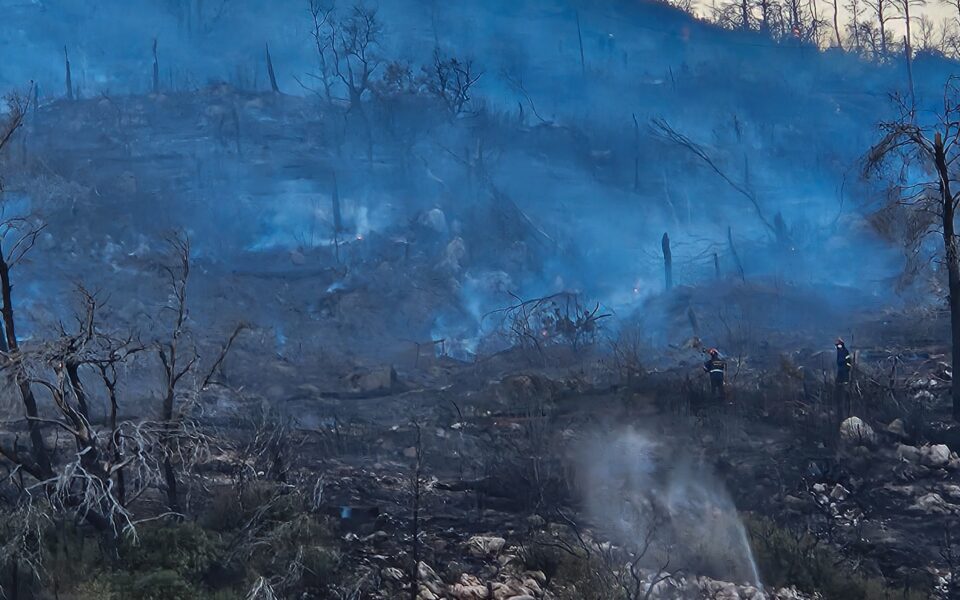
[886,418,908,439]
[911,492,957,515]
[382,567,405,581]
[897,444,921,463]
[830,484,850,501]
[417,588,438,600]
[419,208,448,234]
[921,444,952,468]
[417,562,441,585]
[840,416,876,445]
[466,535,506,557]
[441,237,467,272]
[523,570,546,586]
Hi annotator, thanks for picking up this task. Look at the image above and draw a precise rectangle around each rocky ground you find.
[185,326,960,599]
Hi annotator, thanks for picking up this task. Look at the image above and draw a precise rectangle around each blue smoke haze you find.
[0,0,953,357]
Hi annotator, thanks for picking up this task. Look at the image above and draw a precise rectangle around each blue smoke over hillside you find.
[1,0,954,357]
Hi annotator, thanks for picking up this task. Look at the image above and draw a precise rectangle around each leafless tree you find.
[893,0,927,60]
[422,48,483,117]
[943,0,960,29]
[330,5,382,111]
[863,0,895,56]
[755,0,778,33]
[825,0,844,47]
[300,0,337,102]
[846,0,865,52]
[650,118,784,242]
[156,234,195,514]
[865,79,960,420]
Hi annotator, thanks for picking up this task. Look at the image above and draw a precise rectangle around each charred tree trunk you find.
[65,360,91,421]
[830,0,843,48]
[0,249,52,476]
[265,43,280,93]
[632,114,640,193]
[332,171,342,234]
[575,11,586,76]
[409,424,422,600]
[161,383,182,514]
[714,252,721,279]
[332,171,342,262]
[727,226,746,282]
[934,133,960,420]
[152,39,160,94]
[904,36,916,116]
[101,367,126,505]
[64,46,74,101]
[661,232,673,291]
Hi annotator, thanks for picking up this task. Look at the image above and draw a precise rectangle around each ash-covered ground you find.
[3,1,960,599]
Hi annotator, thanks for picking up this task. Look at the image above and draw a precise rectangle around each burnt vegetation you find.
[4,0,960,599]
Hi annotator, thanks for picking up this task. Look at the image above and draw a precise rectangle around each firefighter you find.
[835,338,852,385]
[835,337,853,418]
[703,348,726,401]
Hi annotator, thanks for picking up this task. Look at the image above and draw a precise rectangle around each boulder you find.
[886,418,908,440]
[440,237,467,272]
[840,416,876,445]
[289,249,306,265]
[418,208,448,234]
[911,492,957,515]
[417,562,442,587]
[346,366,398,394]
[523,570,546,586]
[448,574,488,600]
[897,444,922,463]
[921,444,952,468]
[466,535,506,557]
[829,484,850,501]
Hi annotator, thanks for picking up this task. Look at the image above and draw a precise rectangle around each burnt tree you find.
[867,80,960,419]
[661,232,673,291]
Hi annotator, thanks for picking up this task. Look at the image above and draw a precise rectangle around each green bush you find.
[127,569,199,600]
[74,576,120,600]
[301,545,341,589]
[203,482,301,532]
[746,515,928,600]
[518,535,621,600]
[122,522,223,582]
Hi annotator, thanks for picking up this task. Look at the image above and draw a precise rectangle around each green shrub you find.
[746,515,928,600]
[74,576,120,600]
[203,482,301,532]
[122,522,222,582]
[301,546,341,589]
[127,569,199,600]
[518,535,621,600]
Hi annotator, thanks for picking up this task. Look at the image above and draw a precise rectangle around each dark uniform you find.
[703,351,726,401]
[836,341,852,384]
[835,339,853,418]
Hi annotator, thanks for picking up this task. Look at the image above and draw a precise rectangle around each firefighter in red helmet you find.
[703,348,727,401]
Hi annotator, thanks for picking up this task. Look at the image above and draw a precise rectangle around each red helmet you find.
[835,338,845,346]
[708,348,719,357]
